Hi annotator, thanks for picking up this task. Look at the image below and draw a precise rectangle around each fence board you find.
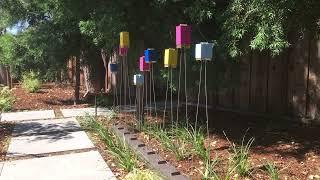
[287,37,309,117]
[233,55,251,110]
[308,38,320,119]
[267,54,287,114]
[250,52,269,113]
[218,63,233,108]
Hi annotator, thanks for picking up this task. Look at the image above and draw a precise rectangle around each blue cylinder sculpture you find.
[109,63,119,73]
[144,48,158,63]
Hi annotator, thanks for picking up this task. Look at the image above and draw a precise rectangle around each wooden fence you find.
[212,34,320,122]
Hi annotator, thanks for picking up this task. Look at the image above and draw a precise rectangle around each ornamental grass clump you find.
[79,115,138,172]
[21,71,41,93]
[263,162,280,180]
[225,132,255,177]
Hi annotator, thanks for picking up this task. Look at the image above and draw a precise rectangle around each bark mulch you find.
[11,83,89,111]
[114,112,320,180]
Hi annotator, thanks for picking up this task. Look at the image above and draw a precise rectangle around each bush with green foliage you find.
[0,86,14,112]
[21,71,41,93]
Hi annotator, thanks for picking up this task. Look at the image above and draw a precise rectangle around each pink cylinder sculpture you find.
[176,24,191,48]
[119,47,128,56]
[139,56,150,72]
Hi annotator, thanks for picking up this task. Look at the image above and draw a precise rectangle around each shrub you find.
[21,71,41,93]
[0,86,14,112]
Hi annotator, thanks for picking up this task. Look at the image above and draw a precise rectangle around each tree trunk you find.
[74,56,80,104]
[83,63,95,96]
[6,66,11,89]
[101,48,109,93]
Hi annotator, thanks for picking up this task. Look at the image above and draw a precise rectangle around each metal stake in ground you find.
[139,56,150,125]
[134,74,145,129]
[176,24,191,125]
[164,48,178,127]
[110,63,119,108]
[144,48,159,120]
[195,42,214,137]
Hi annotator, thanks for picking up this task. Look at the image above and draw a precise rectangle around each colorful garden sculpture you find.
[120,32,130,48]
[144,48,158,63]
[176,24,191,49]
[109,63,119,73]
[139,56,150,72]
[133,74,144,86]
[164,48,178,68]
[195,42,214,61]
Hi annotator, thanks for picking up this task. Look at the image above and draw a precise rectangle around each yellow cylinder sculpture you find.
[120,32,130,48]
[164,48,178,68]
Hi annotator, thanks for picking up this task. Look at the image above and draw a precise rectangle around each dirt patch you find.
[0,122,14,161]
[11,83,90,111]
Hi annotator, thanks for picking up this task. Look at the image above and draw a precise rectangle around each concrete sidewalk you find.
[0,114,116,180]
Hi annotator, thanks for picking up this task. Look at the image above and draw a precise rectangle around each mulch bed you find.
[11,83,89,111]
[0,122,14,161]
[5,83,320,179]
[114,111,320,180]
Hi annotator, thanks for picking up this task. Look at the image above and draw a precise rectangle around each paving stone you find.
[0,151,116,180]
[12,118,81,136]
[7,124,94,157]
[0,162,3,176]
[61,108,110,117]
[1,110,55,122]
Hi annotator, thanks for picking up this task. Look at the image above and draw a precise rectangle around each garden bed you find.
[11,83,89,111]
[0,122,14,161]
[112,111,320,180]
[78,115,164,179]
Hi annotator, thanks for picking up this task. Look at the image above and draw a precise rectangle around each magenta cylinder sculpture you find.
[176,24,191,48]
[119,47,128,56]
[139,56,150,72]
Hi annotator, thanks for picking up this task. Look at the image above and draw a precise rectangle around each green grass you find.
[154,128,191,160]
[79,115,138,172]
[224,132,254,177]
[200,152,219,180]
[141,123,208,161]
[263,162,279,180]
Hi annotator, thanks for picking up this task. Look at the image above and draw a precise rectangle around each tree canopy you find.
[0,0,319,75]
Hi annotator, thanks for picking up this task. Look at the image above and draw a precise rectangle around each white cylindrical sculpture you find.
[195,42,214,61]
[133,74,144,86]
